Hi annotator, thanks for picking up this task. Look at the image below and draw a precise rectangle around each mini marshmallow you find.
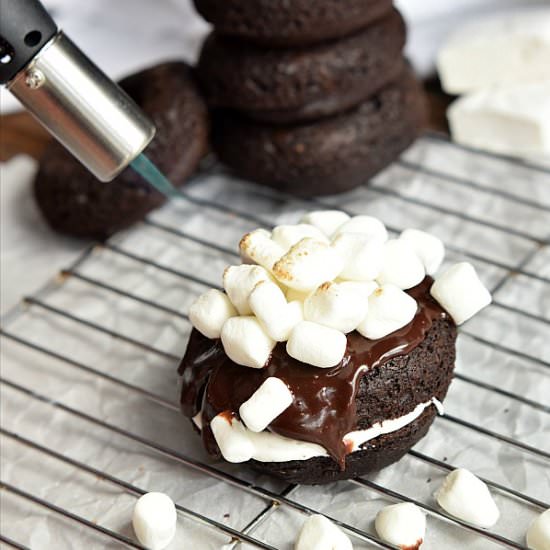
[273,238,345,292]
[300,210,351,237]
[332,232,385,281]
[272,224,329,250]
[223,264,273,315]
[239,377,293,432]
[239,229,286,272]
[400,229,445,275]
[188,289,237,339]
[526,509,550,550]
[303,281,376,333]
[287,321,347,368]
[356,284,417,340]
[377,239,426,290]
[333,215,388,242]
[295,514,353,550]
[210,413,254,463]
[436,468,500,528]
[375,502,426,549]
[249,281,302,341]
[221,316,275,369]
[132,492,177,550]
[430,262,491,325]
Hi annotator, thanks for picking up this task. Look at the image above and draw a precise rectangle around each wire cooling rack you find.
[1,133,549,549]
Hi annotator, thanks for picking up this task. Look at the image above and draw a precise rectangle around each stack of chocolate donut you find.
[194,0,427,196]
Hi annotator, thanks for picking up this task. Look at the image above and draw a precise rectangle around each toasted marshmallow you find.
[430,263,491,325]
[132,492,177,550]
[249,281,302,341]
[377,239,426,290]
[300,210,351,237]
[333,215,388,242]
[239,229,286,272]
[357,284,417,340]
[189,289,237,339]
[273,238,345,292]
[436,468,500,528]
[332,232,385,281]
[526,509,550,550]
[287,321,347,368]
[304,281,376,333]
[223,264,273,315]
[375,502,426,549]
[400,229,445,275]
[210,413,254,463]
[295,514,353,550]
[221,316,275,369]
[272,224,329,250]
[239,377,293,432]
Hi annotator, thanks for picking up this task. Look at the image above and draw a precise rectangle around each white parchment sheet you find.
[1,137,549,549]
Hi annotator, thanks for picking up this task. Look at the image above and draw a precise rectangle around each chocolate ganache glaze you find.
[178,277,451,468]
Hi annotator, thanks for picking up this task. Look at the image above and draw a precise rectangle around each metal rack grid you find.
[1,132,549,549]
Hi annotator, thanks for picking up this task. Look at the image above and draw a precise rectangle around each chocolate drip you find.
[178,277,449,468]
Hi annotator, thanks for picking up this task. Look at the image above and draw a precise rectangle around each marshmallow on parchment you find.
[249,280,303,341]
[239,229,286,272]
[272,224,329,250]
[357,284,417,340]
[300,210,350,237]
[436,468,500,528]
[273,238,345,292]
[333,215,388,242]
[304,281,376,333]
[377,239,426,290]
[189,289,237,339]
[400,229,445,275]
[211,413,254,463]
[332,232,385,281]
[295,514,353,550]
[375,502,426,550]
[526,509,550,550]
[430,262,491,325]
[287,321,347,368]
[133,492,177,550]
[239,377,293,432]
[223,264,273,315]
[221,316,275,368]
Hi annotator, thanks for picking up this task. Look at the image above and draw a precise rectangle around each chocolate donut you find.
[192,0,394,47]
[34,62,209,239]
[211,67,427,196]
[197,9,406,123]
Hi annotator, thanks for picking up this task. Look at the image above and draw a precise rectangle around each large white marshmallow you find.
[430,262,491,325]
[356,284,418,340]
[272,224,329,250]
[210,413,254,463]
[526,509,550,550]
[400,229,445,276]
[303,281,376,333]
[295,514,353,550]
[132,492,177,550]
[333,215,388,242]
[436,468,500,528]
[249,281,302,341]
[221,316,275,369]
[273,238,345,292]
[223,264,273,315]
[377,239,426,290]
[239,377,293,432]
[286,321,347,369]
[188,289,237,339]
[332,232,385,281]
[239,229,286,272]
[375,502,426,549]
[300,210,351,237]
